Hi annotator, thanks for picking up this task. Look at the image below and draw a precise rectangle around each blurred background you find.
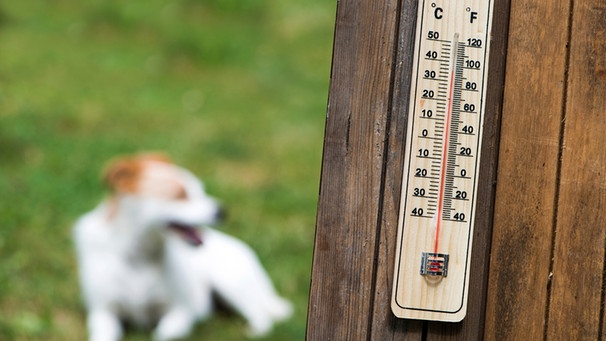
[0,0,335,340]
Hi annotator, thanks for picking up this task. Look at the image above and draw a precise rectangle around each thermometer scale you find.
[392,0,494,322]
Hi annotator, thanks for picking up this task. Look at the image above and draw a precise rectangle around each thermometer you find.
[392,0,494,322]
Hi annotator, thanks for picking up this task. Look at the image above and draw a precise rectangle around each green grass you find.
[0,0,335,339]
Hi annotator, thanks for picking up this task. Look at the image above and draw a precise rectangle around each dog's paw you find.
[245,322,273,339]
[244,299,293,338]
[153,309,195,341]
[270,298,294,322]
[87,310,123,341]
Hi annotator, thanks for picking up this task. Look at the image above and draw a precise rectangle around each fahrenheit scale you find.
[391,0,494,322]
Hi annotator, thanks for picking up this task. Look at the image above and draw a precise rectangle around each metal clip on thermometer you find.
[392,0,495,322]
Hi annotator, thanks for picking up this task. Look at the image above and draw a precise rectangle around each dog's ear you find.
[103,157,142,194]
[103,152,172,193]
[137,152,172,164]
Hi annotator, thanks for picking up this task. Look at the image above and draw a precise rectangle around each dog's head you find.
[103,153,223,246]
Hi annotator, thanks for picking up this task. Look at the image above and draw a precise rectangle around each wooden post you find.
[486,1,606,340]
[483,0,571,338]
[307,0,606,339]
[306,0,403,338]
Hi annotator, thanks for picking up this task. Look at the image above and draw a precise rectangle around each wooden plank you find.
[483,0,572,339]
[546,1,606,339]
[368,0,425,338]
[306,0,401,339]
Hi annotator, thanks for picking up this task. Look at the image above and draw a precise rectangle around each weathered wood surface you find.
[545,1,606,339]
[306,0,403,339]
[483,0,572,339]
[485,0,606,340]
[308,0,606,339]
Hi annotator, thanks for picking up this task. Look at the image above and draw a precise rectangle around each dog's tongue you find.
[168,222,203,246]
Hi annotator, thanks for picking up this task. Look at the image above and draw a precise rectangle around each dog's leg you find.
[87,309,122,341]
[204,229,293,337]
[164,236,214,319]
[153,307,196,341]
[213,285,275,338]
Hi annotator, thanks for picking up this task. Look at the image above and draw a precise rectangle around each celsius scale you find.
[391,0,495,322]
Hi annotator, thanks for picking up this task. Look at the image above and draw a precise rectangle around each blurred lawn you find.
[0,0,335,340]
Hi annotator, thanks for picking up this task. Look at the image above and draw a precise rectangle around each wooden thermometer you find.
[392,0,495,322]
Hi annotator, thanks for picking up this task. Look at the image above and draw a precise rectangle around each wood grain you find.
[368,0,425,338]
[546,1,606,339]
[306,0,401,339]
[483,0,572,340]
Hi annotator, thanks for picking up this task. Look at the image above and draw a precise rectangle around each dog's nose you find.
[215,206,227,223]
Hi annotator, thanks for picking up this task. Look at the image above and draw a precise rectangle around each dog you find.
[73,153,293,341]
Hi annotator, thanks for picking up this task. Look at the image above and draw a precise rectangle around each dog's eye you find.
[174,186,188,200]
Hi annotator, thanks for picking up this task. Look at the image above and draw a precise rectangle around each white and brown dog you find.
[73,153,292,341]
